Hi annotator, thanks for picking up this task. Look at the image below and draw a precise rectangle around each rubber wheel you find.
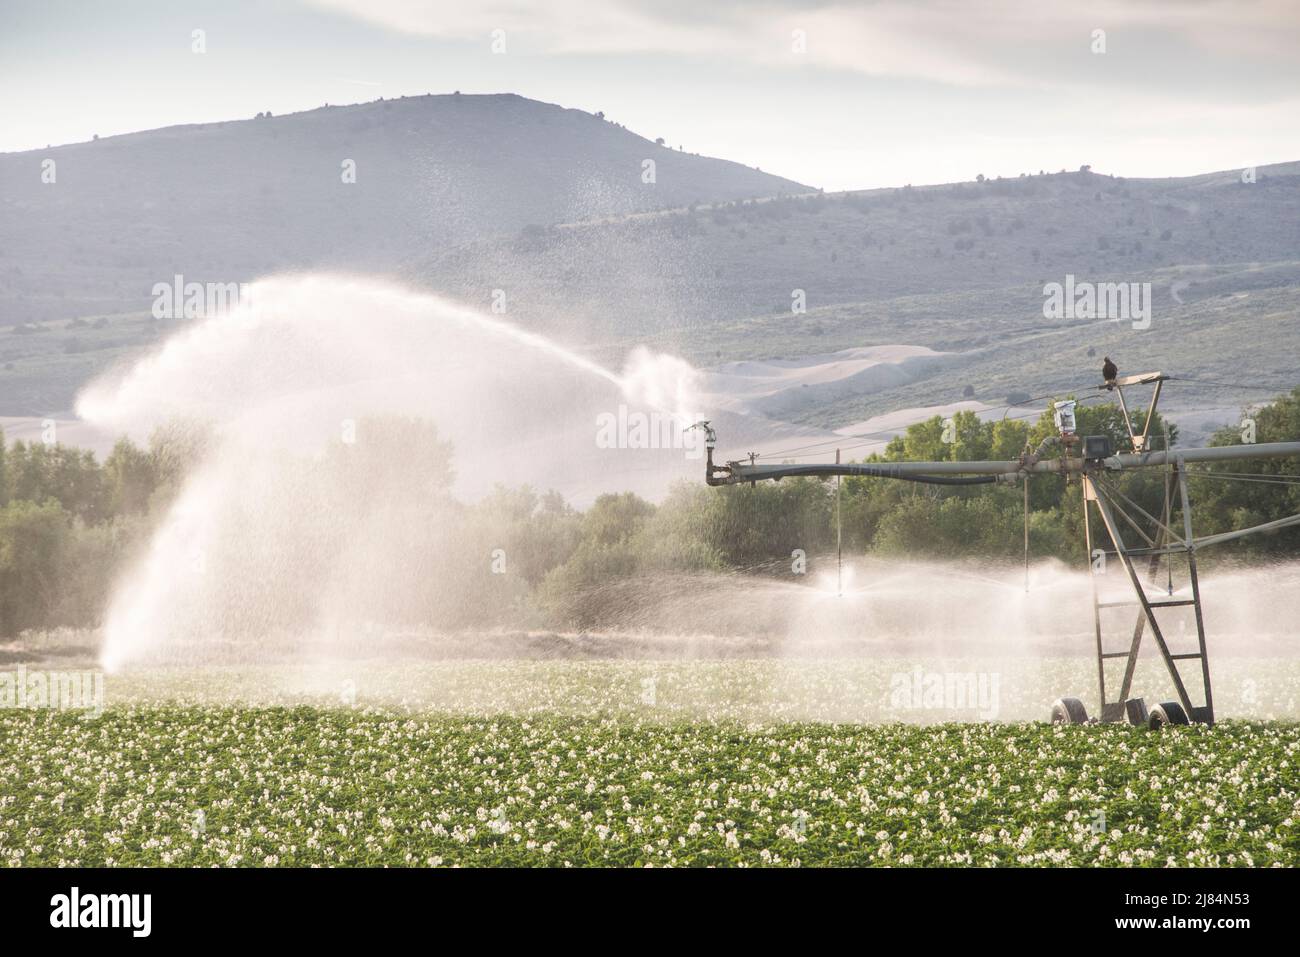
[1050,697,1089,725]
[1148,701,1190,729]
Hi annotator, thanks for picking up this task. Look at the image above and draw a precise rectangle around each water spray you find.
[703,369,1300,727]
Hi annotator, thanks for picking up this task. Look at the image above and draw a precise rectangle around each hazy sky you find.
[2,0,1298,190]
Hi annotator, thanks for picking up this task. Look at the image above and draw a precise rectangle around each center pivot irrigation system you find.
[693,371,1300,728]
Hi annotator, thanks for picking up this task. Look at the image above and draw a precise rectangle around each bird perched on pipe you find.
[1102,356,1118,389]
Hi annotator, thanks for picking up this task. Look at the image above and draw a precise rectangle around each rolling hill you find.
[400,161,1300,440]
[0,93,808,329]
[0,93,1296,448]
[405,161,1300,342]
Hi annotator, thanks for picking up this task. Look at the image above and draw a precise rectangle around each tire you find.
[1050,697,1089,725]
[1148,701,1190,729]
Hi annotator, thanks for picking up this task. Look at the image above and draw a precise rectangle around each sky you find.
[2,0,1298,191]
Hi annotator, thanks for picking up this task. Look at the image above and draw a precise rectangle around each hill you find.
[405,162,1300,343]
[399,161,1300,437]
[1,98,1297,441]
[0,93,808,329]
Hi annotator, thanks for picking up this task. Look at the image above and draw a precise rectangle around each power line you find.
[1171,374,1298,395]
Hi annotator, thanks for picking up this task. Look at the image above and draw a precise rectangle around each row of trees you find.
[0,424,205,635]
[1,389,1296,636]
[526,391,1299,626]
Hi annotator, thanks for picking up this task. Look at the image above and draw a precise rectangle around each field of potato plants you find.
[3,656,1299,868]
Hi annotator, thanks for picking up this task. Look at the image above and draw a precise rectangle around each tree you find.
[873,494,1025,558]
[990,419,1029,460]
[650,478,831,568]
[3,441,106,523]
[950,410,992,462]
[104,438,156,516]
[582,492,655,547]
[885,416,947,463]
[535,491,655,625]
[471,485,582,587]
[146,419,211,506]
[1191,388,1300,554]
[0,500,70,635]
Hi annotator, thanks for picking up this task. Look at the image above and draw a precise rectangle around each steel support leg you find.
[1117,469,1176,705]
[1176,459,1214,725]
[1091,477,1198,718]
[1082,477,1108,716]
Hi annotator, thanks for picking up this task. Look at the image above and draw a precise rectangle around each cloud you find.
[303,0,1300,89]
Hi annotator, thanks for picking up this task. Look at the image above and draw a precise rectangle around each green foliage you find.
[103,437,155,516]
[0,494,137,635]
[3,441,107,522]
[473,486,582,588]
[0,429,169,635]
[677,478,833,567]
[1191,387,1300,555]
[0,500,70,634]
[582,492,655,548]
[874,493,1022,558]
[990,418,1029,459]
[4,707,1296,866]
[0,387,1296,635]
